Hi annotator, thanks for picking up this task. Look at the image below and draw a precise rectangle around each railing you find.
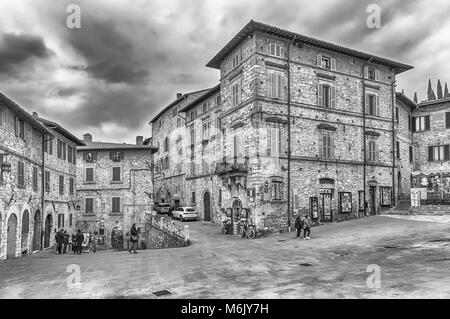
[215,159,249,176]
[147,214,190,243]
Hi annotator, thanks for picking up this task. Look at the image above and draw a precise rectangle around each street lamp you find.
[0,151,12,174]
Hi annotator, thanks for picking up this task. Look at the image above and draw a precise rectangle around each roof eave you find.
[179,84,221,113]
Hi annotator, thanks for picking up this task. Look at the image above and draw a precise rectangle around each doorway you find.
[203,192,211,221]
[398,171,402,201]
[44,214,53,248]
[7,214,18,259]
[33,211,41,251]
[320,192,333,222]
[369,186,377,215]
[21,210,30,254]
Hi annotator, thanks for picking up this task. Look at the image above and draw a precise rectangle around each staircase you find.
[145,215,190,249]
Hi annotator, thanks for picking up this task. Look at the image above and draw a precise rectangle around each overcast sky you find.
[1,0,449,143]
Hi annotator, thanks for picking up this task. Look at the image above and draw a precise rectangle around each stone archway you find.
[44,214,53,248]
[33,210,42,251]
[7,214,18,259]
[203,192,211,221]
[21,210,30,254]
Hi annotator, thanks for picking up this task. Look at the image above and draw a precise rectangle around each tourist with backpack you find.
[302,214,312,240]
[294,214,304,239]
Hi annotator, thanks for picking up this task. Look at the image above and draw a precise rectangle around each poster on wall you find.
[339,192,352,213]
[380,187,392,206]
[310,197,318,219]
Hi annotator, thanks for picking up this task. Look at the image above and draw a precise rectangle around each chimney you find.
[176,93,182,99]
[83,133,92,142]
[136,136,143,146]
[32,112,38,118]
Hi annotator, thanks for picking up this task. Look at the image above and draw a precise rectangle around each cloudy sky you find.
[1,0,449,143]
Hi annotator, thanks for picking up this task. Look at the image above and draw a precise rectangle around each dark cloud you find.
[0,33,53,76]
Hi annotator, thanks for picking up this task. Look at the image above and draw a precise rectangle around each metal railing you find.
[147,214,190,243]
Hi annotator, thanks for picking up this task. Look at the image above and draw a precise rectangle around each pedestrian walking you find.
[71,233,77,254]
[294,214,304,239]
[62,231,69,254]
[55,229,64,254]
[302,214,312,240]
[91,231,98,253]
[76,230,84,255]
[129,224,139,254]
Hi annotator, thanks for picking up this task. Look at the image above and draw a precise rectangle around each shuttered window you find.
[368,140,377,162]
[32,166,38,190]
[409,146,413,163]
[396,141,400,159]
[318,84,336,108]
[365,93,379,116]
[320,135,333,159]
[267,72,284,99]
[269,43,283,58]
[59,175,64,194]
[267,127,282,157]
[69,178,74,195]
[232,82,240,106]
[85,198,94,214]
[85,167,94,182]
[446,112,450,129]
[317,55,336,70]
[413,116,430,132]
[112,167,121,182]
[17,161,25,188]
[429,145,450,162]
[112,197,121,213]
[45,171,50,192]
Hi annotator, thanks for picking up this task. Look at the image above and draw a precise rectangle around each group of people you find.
[55,229,95,255]
[295,214,313,240]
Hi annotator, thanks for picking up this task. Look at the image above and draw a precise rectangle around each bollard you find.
[184,225,190,243]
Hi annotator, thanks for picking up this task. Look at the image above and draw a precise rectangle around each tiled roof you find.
[417,97,450,108]
[150,88,211,124]
[37,117,86,146]
[206,20,414,74]
[179,84,220,113]
[0,92,54,136]
[78,141,157,151]
[396,92,417,111]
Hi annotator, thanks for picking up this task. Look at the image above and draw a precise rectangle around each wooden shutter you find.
[428,146,434,162]
[446,112,450,128]
[278,128,282,155]
[331,86,336,108]
[365,93,370,114]
[412,117,416,132]
[318,84,323,106]
[317,54,322,67]
[376,95,380,116]
[278,74,284,99]
[425,115,430,130]
[331,58,336,71]
[375,69,380,81]
[330,135,334,158]
[14,116,18,136]
[319,135,323,157]
[267,128,272,155]
[364,66,369,78]
[408,115,411,131]
[409,146,413,163]
[445,145,450,161]
[271,128,278,156]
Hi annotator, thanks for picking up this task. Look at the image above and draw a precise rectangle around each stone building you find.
[76,134,157,249]
[0,94,52,260]
[35,115,85,249]
[150,20,415,232]
[410,96,450,203]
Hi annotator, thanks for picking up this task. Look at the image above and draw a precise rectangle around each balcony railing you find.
[215,157,249,176]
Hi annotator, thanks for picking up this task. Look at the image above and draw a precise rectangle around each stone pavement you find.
[0,216,450,299]
[381,213,450,224]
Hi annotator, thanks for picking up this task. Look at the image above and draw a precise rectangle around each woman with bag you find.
[129,223,139,254]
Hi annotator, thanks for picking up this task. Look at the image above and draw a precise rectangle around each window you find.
[45,171,50,192]
[216,95,221,106]
[69,178,74,195]
[408,115,412,131]
[396,107,399,122]
[69,214,73,227]
[365,93,379,116]
[59,175,64,194]
[446,112,450,129]
[44,138,53,155]
[172,106,178,118]
[202,103,208,114]
[112,167,121,182]
[271,181,283,201]
[202,121,211,140]
[322,56,331,69]
[57,214,65,228]
[165,156,170,169]
[396,141,400,159]
[164,137,169,152]
[368,68,376,80]
[67,146,72,163]
[17,161,25,188]
[409,146,413,163]
[320,135,333,159]
[84,152,96,162]
[18,119,25,140]
[318,83,336,108]
[57,139,63,159]
[232,54,240,69]
[232,82,240,106]
[267,127,282,157]
[368,140,377,162]
[32,167,38,191]
[428,145,450,162]
[110,151,122,162]
[112,197,121,214]
[218,189,222,206]
[85,167,94,182]
[412,116,430,132]
[366,67,379,81]
[317,55,336,70]
[267,72,284,99]
[85,198,94,214]
[190,110,195,121]
[62,142,66,160]
[269,43,283,58]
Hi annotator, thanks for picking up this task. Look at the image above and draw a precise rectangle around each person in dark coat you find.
[55,229,65,254]
[129,224,139,254]
[62,231,69,253]
[294,215,303,239]
[71,233,77,254]
[76,230,84,255]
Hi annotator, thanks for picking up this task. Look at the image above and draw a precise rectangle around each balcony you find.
[215,157,249,177]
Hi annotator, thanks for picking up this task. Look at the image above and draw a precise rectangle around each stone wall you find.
[145,224,188,249]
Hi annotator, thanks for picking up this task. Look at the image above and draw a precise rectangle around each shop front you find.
[411,172,450,205]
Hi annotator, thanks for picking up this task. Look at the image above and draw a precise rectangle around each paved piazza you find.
[1,216,449,299]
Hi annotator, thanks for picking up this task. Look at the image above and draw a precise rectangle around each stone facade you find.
[76,134,157,249]
[150,21,416,233]
[410,97,450,202]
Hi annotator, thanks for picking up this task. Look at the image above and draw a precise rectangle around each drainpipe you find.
[362,58,373,217]
[391,80,396,207]
[286,37,297,229]
[41,133,54,250]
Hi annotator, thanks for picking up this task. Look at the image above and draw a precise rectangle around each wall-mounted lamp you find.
[0,151,12,174]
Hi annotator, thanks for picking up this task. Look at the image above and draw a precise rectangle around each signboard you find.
[247,188,256,202]
[310,197,319,219]
[411,190,420,207]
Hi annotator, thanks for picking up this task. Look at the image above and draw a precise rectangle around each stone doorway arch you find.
[33,210,42,251]
[21,210,30,254]
[7,214,18,259]
[203,191,211,221]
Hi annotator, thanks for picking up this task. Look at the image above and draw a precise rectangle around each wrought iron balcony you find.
[215,157,249,177]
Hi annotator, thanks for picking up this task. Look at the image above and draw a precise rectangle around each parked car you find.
[155,203,171,215]
[172,207,198,222]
